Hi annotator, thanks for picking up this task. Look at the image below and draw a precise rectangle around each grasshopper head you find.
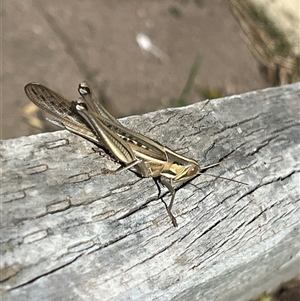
[161,161,199,182]
[174,161,200,182]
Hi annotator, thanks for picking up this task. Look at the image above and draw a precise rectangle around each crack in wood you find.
[45,138,69,149]
[9,253,84,291]
[46,199,71,213]
[67,240,95,253]
[2,190,26,203]
[26,164,49,174]
[66,173,91,184]
[23,230,48,244]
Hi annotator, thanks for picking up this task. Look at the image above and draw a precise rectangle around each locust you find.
[24,82,239,226]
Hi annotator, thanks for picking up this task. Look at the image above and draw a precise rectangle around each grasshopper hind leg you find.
[101,158,142,175]
[160,177,178,227]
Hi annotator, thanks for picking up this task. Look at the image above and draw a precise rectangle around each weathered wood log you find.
[1,83,299,301]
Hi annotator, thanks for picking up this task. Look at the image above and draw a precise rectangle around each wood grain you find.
[1,83,299,301]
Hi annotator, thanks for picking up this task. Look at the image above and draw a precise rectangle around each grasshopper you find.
[25,82,235,226]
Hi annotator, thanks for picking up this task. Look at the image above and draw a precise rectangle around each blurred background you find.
[1,0,299,139]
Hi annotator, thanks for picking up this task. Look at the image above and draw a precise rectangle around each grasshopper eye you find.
[187,164,199,177]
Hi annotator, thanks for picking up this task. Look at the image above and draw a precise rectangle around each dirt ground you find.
[1,0,268,140]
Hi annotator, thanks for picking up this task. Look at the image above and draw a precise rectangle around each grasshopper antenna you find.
[198,154,248,185]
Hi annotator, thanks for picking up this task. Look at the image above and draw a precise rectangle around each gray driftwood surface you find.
[1,83,299,301]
